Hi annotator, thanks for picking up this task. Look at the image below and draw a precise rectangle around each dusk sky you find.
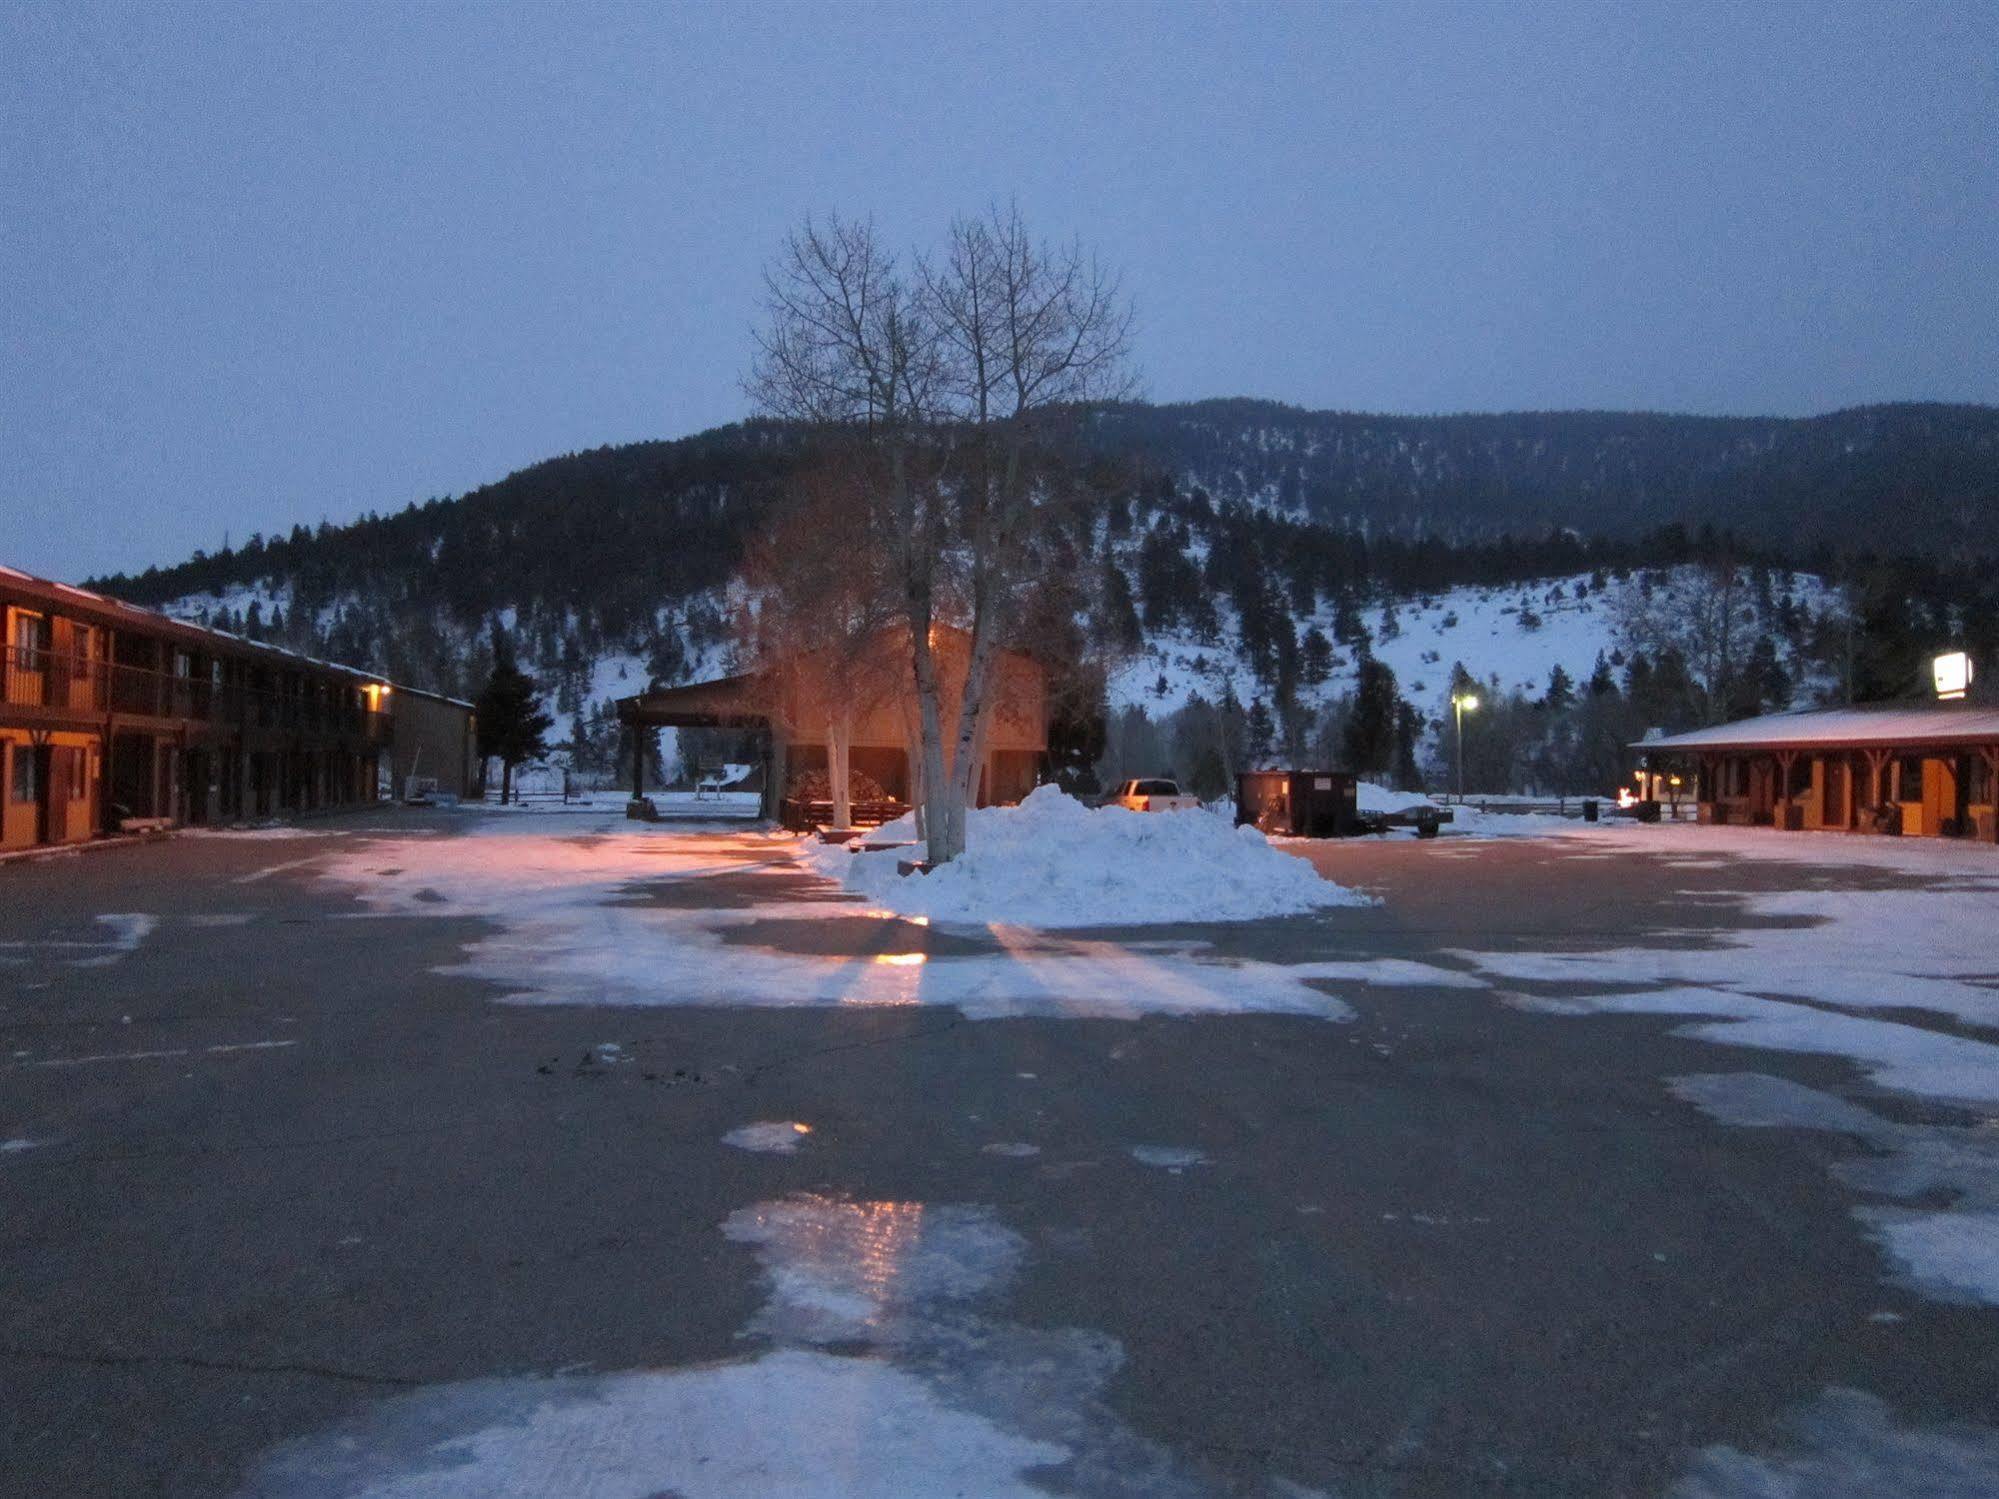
[4,1,1994,582]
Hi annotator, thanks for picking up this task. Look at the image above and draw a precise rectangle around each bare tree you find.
[910,203,1136,858]
[737,453,900,830]
[747,205,1136,863]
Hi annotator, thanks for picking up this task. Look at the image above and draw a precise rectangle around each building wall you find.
[389,691,477,798]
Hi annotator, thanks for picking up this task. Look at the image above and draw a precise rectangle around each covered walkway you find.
[1638,704,1999,840]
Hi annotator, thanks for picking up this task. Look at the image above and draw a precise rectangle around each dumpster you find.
[1236,771,1362,838]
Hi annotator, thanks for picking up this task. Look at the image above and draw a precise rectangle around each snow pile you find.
[1356,781,1434,815]
[802,785,1368,928]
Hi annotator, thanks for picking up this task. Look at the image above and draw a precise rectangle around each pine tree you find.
[1343,657,1401,776]
[476,621,553,804]
[1300,627,1334,688]
[1587,651,1617,696]
[1543,663,1575,710]
[1246,698,1275,764]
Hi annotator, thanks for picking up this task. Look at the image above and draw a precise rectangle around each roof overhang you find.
[1635,704,1999,756]
[617,673,767,729]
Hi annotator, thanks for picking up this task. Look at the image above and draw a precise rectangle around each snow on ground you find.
[315,808,1371,1022]
[799,786,1368,928]
[1447,820,1999,1307]
[722,1121,813,1154]
[237,1189,1330,1498]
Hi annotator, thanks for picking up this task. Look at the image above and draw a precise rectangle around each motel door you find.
[36,746,71,844]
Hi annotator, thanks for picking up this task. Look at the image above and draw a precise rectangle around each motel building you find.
[619,624,1051,827]
[2,565,475,856]
[1634,695,1999,843]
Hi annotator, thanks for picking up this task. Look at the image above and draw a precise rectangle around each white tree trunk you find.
[910,629,959,864]
[828,709,853,831]
[901,695,927,842]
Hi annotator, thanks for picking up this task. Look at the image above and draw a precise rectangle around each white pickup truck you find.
[1107,778,1203,813]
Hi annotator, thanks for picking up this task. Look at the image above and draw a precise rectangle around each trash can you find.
[1582,798,1599,823]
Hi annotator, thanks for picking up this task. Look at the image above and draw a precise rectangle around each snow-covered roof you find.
[1639,704,1999,753]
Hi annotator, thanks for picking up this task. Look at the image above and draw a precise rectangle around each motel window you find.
[1787,758,1812,798]
[10,611,49,669]
[8,745,35,805]
[69,750,89,801]
[70,624,91,679]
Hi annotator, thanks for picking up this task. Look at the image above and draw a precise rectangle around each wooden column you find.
[1863,748,1891,831]
[1774,749,1797,829]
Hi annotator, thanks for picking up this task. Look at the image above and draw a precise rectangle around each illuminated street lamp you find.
[1451,692,1479,802]
[1934,651,1973,701]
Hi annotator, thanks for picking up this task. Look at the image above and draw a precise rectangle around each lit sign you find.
[1934,651,1973,701]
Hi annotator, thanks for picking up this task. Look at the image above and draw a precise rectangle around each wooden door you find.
[39,748,68,843]
[1821,758,1847,828]
[1923,759,1956,837]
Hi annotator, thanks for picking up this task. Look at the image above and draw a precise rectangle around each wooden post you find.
[1863,748,1891,831]
[630,722,644,799]
[1774,749,1797,829]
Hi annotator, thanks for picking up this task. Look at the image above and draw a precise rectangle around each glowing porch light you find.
[1934,651,1973,701]
[873,952,927,967]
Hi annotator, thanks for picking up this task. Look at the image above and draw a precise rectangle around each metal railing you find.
[4,644,390,743]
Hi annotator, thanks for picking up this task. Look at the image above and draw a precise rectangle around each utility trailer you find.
[1236,770,1451,839]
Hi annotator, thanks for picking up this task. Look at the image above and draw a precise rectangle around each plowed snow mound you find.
[801,785,1370,928]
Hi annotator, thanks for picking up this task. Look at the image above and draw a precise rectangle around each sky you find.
[3,1,1994,582]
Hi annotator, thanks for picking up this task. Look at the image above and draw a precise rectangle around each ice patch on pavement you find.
[237,1191,1326,1498]
[1130,1146,1209,1170]
[233,1350,1065,1499]
[67,913,156,967]
[981,1141,1042,1158]
[800,785,1370,928]
[0,1138,39,1154]
[721,1121,812,1155]
[1669,1387,1999,1498]
[1860,1210,1999,1307]
[1672,1073,1999,1308]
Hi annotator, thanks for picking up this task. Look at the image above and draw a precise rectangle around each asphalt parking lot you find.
[2,810,1994,1497]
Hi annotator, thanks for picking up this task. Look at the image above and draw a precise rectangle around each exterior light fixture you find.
[1450,692,1480,802]
[1934,651,1972,701]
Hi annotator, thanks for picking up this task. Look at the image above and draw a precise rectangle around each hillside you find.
[1081,400,1999,554]
[82,398,1993,794]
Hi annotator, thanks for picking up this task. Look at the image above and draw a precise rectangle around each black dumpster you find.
[1236,771,1362,838]
[1582,798,1599,823]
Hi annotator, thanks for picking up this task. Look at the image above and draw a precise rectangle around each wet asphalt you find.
[0,810,1994,1497]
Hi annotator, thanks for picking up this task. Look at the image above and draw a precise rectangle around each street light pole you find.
[1452,693,1479,803]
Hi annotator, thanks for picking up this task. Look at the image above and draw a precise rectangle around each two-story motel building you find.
[2,564,475,854]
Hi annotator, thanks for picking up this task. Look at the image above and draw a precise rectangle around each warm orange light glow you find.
[873,952,927,967]
[791,1122,813,1134]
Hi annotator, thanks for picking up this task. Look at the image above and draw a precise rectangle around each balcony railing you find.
[4,645,390,743]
